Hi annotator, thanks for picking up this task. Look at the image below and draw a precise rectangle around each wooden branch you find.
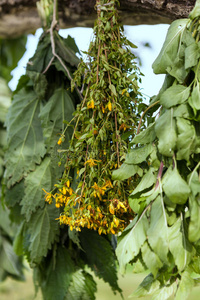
[0,0,195,38]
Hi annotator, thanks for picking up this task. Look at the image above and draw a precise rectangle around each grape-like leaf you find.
[5,88,46,187]
[20,157,52,221]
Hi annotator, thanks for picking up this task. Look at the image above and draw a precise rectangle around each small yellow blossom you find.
[108,101,112,111]
[109,203,115,215]
[85,158,101,167]
[87,99,95,109]
[121,88,127,95]
[66,180,70,188]
[57,138,62,145]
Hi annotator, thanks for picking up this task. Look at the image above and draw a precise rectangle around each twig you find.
[43,0,83,100]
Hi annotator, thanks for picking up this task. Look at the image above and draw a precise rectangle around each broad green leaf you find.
[173,103,191,119]
[188,82,200,115]
[112,163,143,181]
[188,196,200,242]
[130,122,156,145]
[125,144,153,165]
[155,109,177,157]
[151,282,177,300]
[141,241,163,277]
[66,270,97,300]
[26,34,52,74]
[160,85,190,108]
[189,0,200,20]
[38,246,75,300]
[20,157,52,221]
[55,31,80,67]
[163,167,190,204]
[13,221,25,256]
[188,170,200,197]
[130,274,160,298]
[5,88,46,187]
[152,19,188,74]
[0,77,11,123]
[176,117,197,161]
[130,168,157,197]
[5,180,24,207]
[1,238,23,277]
[175,270,194,300]
[26,71,48,99]
[168,217,194,271]
[116,213,148,274]
[40,87,75,149]
[28,204,59,263]
[80,229,121,294]
[185,41,200,69]
[147,195,169,264]
[166,56,189,83]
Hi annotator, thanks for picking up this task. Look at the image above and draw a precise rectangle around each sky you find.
[8,25,169,103]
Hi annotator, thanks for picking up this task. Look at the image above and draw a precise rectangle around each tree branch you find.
[0,0,195,38]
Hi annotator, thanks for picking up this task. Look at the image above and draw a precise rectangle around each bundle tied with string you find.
[43,0,144,235]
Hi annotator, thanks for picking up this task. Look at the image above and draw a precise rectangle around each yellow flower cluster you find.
[43,178,134,235]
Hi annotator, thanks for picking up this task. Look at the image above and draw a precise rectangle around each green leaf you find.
[152,19,188,74]
[26,71,48,99]
[185,41,200,69]
[0,77,11,123]
[125,144,153,165]
[0,36,27,82]
[160,85,190,108]
[141,241,163,277]
[175,270,194,300]
[27,34,52,74]
[176,117,197,161]
[28,204,59,264]
[168,217,194,271]
[40,87,75,149]
[109,84,117,96]
[38,246,75,300]
[189,0,200,20]
[5,88,46,187]
[20,157,52,221]
[112,163,143,181]
[155,109,177,157]
[188,82,200,115]
[130,168,157,197]
[116,213,148,274]
[5,180,24,207]
[163,167,190,204]
[188,170,200,197]
[55,32,80,67]
[80,229,121,294]
[188,196,200,242]
[147,195,169,264]
[130,122,156,145]
[130,274,160,298]
[151,282,177,300]
[66,270,97,300]
[1,238,23,277]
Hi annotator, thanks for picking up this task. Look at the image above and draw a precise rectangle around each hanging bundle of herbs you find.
[44,0,144,235]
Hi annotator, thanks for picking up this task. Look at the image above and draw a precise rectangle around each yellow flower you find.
[57,138,62,145]
[108,101,112,111]
[42,189,52,204]
[66,180,70,188]
[109,203,115,215]
[87,99,95,109]
[85,158,101,167]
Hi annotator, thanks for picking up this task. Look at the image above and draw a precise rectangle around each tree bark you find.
[0,0,196,38]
